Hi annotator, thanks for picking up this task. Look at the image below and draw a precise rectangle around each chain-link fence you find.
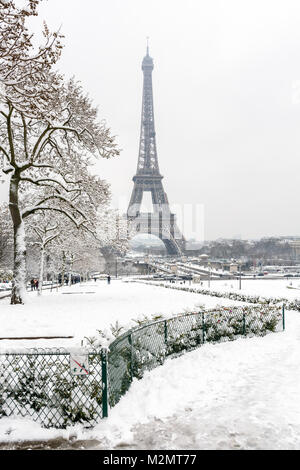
[107,305,284,409]
[0,349,104,428]
[0,305,284,428]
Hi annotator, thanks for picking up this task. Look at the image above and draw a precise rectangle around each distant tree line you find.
[199,238,294,264]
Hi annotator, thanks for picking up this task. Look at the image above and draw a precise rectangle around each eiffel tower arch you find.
[127,46,185,256]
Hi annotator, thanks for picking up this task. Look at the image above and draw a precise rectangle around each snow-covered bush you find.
[137,280,300,312]
[203,306,281,342]
[107,304,282,408]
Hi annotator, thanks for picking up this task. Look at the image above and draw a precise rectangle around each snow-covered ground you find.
[1,308,299,450]
[1,279,300,449]
[199,278,300,301]
[0,280,246,351]
[91,312,300,450]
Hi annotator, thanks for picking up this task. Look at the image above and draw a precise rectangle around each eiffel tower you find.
[127,44,185,255]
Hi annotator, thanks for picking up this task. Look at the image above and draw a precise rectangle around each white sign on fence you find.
[70,355,89,376]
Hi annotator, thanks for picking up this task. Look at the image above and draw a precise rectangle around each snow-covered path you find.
[89,310,300,450]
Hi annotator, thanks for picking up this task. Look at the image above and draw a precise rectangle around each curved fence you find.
[107,305,284,411]
[0,305,284,428]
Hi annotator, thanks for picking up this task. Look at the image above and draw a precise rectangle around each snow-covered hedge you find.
[134,280,299,311]
[107,304,283,408]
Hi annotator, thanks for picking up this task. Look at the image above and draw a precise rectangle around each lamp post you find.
[208,262,211,288]
[144,254,149,276]
[239,263,242,290]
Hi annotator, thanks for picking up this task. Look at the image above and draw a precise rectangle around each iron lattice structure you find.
[127,46,185,255]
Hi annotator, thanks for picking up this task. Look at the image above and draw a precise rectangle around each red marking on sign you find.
[73,359,89,375]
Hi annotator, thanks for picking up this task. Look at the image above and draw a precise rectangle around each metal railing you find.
[0,305,284,428]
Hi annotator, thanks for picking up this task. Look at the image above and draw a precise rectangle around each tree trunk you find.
[61,251,66,287]
[38,246,45,295]
[68,254,73,286]
[9,174,27,305]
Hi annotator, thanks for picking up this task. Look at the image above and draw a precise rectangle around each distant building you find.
[229,263,239,273]
[290,241,300,261]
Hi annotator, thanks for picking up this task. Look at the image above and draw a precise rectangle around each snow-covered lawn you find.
[200,278,300,301]
[0,279,299,450]
[147,277,300,304]
[0,280,246,350]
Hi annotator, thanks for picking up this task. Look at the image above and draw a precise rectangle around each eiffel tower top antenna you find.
[146,36,149,56]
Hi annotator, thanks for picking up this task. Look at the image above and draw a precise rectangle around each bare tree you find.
[26,211,61,294]
[26,201,124,290]
[97,208,129,257]
[0,2,120,304]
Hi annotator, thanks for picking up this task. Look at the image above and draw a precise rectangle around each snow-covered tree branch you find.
[0,1,120,304]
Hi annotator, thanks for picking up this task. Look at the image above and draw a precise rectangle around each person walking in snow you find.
[30,279,35,291]
[107,275,111,285]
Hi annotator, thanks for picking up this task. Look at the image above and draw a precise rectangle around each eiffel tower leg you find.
[128,183,143,217]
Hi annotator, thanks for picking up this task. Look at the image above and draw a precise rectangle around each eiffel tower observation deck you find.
[127,44,185,256]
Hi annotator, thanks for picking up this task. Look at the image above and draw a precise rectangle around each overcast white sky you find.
[2,0,300,240]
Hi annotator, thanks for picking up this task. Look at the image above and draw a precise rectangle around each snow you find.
[197,278,300,301]
[181,262,229,276]
[0,416,94,447]
[0,280,245,351]
[91,314,300,450]
[1,279,300,449]
[143,277,300,305]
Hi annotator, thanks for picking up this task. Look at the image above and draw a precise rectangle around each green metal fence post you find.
[202,312,205,343]
[128,333,133,381]
[101,350,108,418]
[282,304,285,331]
[164,320,168,345]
